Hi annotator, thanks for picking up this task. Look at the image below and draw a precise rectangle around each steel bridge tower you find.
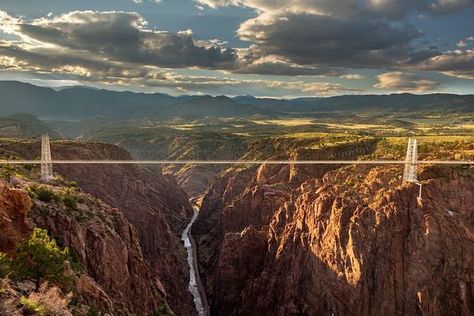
[41,134,54,182]
[403,137,422,201]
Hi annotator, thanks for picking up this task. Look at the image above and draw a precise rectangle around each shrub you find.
[14,228,69,291]
[68,181,77,188]
[62,194,77,209]
[0,164,17,180]
[0,252,10,278]
[29,285,72,316]
[20,296,47,316]
[34,186,56,203]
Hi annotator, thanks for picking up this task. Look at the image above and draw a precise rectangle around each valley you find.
[0,82,473,315]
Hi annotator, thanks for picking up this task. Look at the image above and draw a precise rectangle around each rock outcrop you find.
[0,182,31,254]
[193,139,474,315]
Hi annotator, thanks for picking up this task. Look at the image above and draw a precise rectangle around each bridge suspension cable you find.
[0,136,472,186]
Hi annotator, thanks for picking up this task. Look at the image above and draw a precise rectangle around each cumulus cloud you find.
[2,10,237,69]
[0,3,472,95]
[2,40,354,95]
[418,49,474,79]
[374,72,439,92]
[196,0,474,16]
[196,0,473,71]
[238,13,421,68]
[0,9,364,79]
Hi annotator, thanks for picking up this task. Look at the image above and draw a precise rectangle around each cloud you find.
[153,73,361,95]
[418,49,474,79]
[0,36,357,95]
[430,0,474,13]
[340,74,365,80]
[238,13,422,68]
[196,0,474,16]
[374,72,439,92]
[0,9,364,79]
[195,0,473,71]
[232,55,349,76]
[3,10,237,69]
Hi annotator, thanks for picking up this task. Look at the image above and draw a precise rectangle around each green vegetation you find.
[20,296,47,316]
[154,299,174,316]
[27,185,80,210]
[14,228,69,291]
[32,185,56,202]
[0,163,18,180]
[0,252,10,278]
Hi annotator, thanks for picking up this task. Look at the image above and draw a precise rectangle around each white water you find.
[181,206,207,316]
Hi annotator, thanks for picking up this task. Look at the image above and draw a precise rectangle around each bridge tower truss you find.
[403,138,418,182]
[41,134,54,182]
[403,137,422,200]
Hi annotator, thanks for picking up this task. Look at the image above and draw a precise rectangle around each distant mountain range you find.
[0,81,472,119]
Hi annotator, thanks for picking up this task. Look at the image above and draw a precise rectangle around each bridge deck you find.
[0,160,473,165]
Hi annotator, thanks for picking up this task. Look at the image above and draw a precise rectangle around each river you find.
[181,206,209,316]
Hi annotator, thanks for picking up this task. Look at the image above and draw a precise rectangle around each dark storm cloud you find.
[197,0,474,15]
[238,13,422,68]
[1,10,360,78]
[197,0,474,73]
[0,38,357,95]
[16,11,237,69]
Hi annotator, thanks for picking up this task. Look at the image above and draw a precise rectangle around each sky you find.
[0,0,473,97]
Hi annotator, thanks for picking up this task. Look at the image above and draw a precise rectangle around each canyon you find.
[1,135,473,315]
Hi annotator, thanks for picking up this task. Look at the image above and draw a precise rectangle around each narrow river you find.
[181,206,208,316]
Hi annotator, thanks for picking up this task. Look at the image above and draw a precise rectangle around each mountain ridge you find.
[0,81,472,119]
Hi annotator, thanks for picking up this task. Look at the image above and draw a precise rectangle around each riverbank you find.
[181,205,210,316]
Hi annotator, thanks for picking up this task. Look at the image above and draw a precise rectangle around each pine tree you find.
[14,228,68,291]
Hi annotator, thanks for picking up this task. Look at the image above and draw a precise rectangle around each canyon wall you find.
[193,140,474,315]
[0,140,196,315]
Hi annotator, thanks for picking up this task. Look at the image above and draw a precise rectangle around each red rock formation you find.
[2,141,196,315]
[30,191,165,315]
[0,181,31,254]
[194,141,474,315]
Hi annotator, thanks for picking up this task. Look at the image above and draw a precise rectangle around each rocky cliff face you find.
[193,139,474,315]
[30,186,169,314]
[0,182,31,255]
[0,140,196,315]
[0,179,167,315]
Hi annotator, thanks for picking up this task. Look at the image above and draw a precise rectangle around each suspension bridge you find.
[1,135,473,199]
